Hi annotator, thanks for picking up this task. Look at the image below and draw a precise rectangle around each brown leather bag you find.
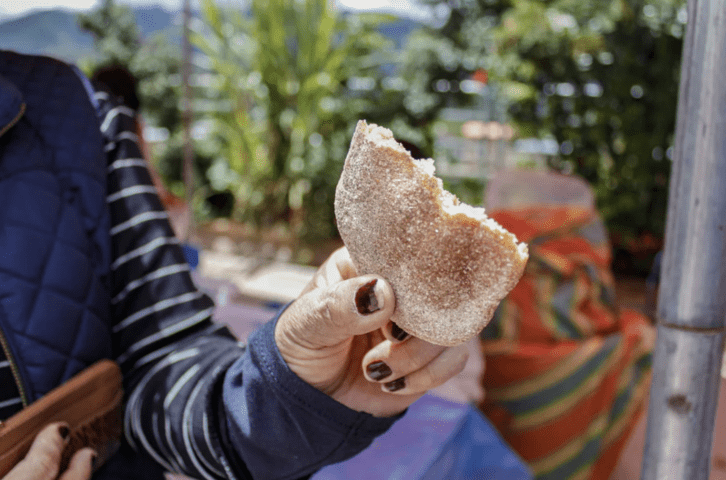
[0,359,124,476]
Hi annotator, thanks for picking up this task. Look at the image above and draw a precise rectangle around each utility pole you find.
[641,0,726,478]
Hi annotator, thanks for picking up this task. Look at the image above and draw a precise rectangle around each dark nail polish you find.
[390,322,409,341]
[58,425,70,440]
[91,451,99,471]
[356,279,380,315]
[366,361,392,381]
[384,377,406,392]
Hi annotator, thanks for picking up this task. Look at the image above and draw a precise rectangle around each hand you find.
[3,422,95,480]
[275,247,469,417]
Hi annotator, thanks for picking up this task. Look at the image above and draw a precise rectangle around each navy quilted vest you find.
[0,51,113,404]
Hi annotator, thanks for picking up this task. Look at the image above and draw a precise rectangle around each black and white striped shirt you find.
[93,86,249,479]
[0,359,22,419]
[96,85,398,479]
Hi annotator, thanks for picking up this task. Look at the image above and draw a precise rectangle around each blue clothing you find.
[0,49,113,405]
[0,51,397,479]
[226,317,399,480]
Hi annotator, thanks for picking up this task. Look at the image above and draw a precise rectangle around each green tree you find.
[411,0,685,268]
[78,0,187,186]
[192,0,403,245]
[77,0,141,66]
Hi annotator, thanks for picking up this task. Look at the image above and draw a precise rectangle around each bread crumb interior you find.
[366,121,527,260]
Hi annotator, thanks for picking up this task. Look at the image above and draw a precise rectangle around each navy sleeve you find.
[224,311,402,480]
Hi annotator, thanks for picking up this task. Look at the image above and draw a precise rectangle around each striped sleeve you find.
[0,359,24,419]
[94,87,248,480]
[93,85,400,480]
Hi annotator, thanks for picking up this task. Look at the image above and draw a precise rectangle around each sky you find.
[0,0,429,20]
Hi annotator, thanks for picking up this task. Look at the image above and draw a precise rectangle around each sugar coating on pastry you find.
[334,120,528,346]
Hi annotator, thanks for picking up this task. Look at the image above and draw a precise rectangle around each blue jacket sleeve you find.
[223,311,402,480]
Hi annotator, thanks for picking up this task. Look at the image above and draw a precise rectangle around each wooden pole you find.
[181,0,195,242]
[641,0,726,478]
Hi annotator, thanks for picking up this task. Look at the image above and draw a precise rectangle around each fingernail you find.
[390,322,409,341]
[356,279,381,315]
[91,451,99,471]
[384,377,406,392]
[58,424,70,440]
[366,361,392,381]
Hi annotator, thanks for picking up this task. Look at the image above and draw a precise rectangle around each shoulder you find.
[0,51,96,112]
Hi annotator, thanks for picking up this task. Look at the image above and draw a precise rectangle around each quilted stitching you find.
[0,52,112,401]
[0,75,23,135]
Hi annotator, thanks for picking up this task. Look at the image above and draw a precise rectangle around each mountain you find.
[133,6,177,37]
[0,6,419,64]
[377,17,420,49]
[0,6,176,62]
[0,9,96,61]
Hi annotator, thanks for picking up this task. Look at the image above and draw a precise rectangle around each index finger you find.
[302,247,357,295]
[58,448,95,480]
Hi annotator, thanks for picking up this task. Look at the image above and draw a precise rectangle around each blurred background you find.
[1,0,680,285]
[5,1,715,478]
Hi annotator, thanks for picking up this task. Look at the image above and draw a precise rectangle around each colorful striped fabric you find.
[478,206,654,480]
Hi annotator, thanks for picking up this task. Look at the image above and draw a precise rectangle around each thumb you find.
[4,422,68,480]
[281,275,396,348]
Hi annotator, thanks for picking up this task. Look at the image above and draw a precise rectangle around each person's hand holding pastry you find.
[276,247,470,418]
[276,120,528,418]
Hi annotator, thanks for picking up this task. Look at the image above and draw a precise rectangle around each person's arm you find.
[93,87,401,480]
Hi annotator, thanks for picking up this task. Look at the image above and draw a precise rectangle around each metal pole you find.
[181,0,195,242]
[641,0,726,478]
